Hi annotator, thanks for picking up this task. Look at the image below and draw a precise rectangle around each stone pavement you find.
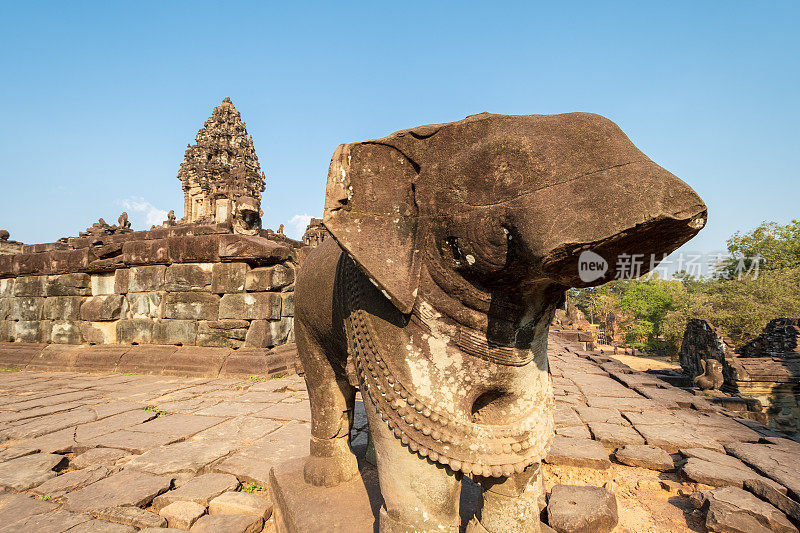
[0,336,796,531]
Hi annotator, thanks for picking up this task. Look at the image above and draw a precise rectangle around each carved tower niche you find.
[177,97,266,224]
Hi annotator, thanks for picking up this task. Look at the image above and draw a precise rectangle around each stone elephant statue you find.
[294,112,706,532]
[695,358,725,390]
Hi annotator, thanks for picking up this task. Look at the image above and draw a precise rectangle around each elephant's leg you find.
[467,465,544,533]
[363,393,462,533]
[296,318,358,487]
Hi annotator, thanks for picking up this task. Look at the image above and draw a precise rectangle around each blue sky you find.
[1,2,797,270]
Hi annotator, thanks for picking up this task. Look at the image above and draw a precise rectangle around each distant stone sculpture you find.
[177,97,266,224]
[118,212,131,230]
[79,214,133,238]
[294,112,707,532]
[694,358,725,390]
[166,210,177,226]
[277,224,284,236]
[0,230,8,241]
[302,218,328,247]
[232,196,262,236]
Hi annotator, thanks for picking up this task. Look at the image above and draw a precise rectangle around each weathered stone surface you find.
[190,513,263,533]
[128,266,167,292]
[244,264,294,292]
[212,263,248,293]
[214,421,310,485]
[164,292,220,320]
[218,235,290,264]
[13,275,47,296]
[154,320,197,345]
[43,296,84,320]
[169,235,220,263]
[62,470,173,512]
[84,430,182,454]
[129,413,227,439]
[81,295,126,321]
[634,423,725,453]
[281,293,294,317]
[165,263,213,292]
[50,320,84,344]
[1,508,93,532]
[125,440,235,475]
[544,437,611,469]
[160,501,206,530]
[91,272,117,295]
[75,409,157,442]
[725,441,800,498]
[191,416,281,441]
[681,455,769,489]
[13,319,50,342]
[114,268,130,294]
[0,278,14,298]
[81,321,118,344]
[209,491,272,519]
[546,484,618,533]
[0,452,67,490]
[9,296,43,320]
[32,465,115,498]
[694,486,796,533]
[614,444,674,471]
[555,425,592,439]
[47,273,92,296]
[197,320,247,348]
[73,448,132,469]
[257,401,311,422]
[117,319,154,344]
[127,292,163,319]
[68,519,137,532]
[152,473,239,511]
[92,506,168,529]
[123,239,169,266]
[587,421,644,448]
[0,493,59,530]
[219,293,280,320]
[744,477,800,524]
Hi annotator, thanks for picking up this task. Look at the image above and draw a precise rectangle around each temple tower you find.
[177,97,266,224]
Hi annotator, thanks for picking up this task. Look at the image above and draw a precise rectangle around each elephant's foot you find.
[379,506,459,533]
[303,435,359,487]
[473,465,544,533]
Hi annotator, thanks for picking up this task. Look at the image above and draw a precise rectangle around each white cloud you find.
[287,214,313,240]
[119,197,169,229]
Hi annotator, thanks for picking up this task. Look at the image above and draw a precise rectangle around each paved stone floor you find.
[0,336,798,532]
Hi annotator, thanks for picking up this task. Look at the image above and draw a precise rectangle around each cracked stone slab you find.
[544,437,611,469]
[160,501,206,529]
[62,470,173,512]
[209,491,272,519]
[0,452,67,491]
[614,444,674,471]
[587,421,645,448]
[125,440,236,475]
[152,473,240,511]
[73,448,132,469]
[32,465,115,498]
[91,506,168,529]
[693,486,796,533]
[546,484,618,533]
[189,514,263,533]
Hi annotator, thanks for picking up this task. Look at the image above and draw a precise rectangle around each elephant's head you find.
[323,112,706,340]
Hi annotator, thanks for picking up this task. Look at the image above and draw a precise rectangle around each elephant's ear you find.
[323,142,421,314]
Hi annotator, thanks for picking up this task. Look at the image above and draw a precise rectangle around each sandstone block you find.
[13,275,46,296]
[245,264,294,292]
[128,292,164,319]
[50,249,91,273]
[164,292,220,320]
[81,295,127,321]
[168,235,220,263]
[0,453,68,491]
[190,514,263,533]
[73,448,132,469]
[117,319,154,344]
[197,321,247,349]
[13,320,50,342]
[43,296,84,320]
[209,491,272,519]
[32,465,114,498]
[0,298,9,320]
[218,234,291,264]
[545,436,611,469]
[219,293,281,320]
[81,321,118,344]
[114,268,130,293]
[281,293,294,317]
[152,473,239,511]
[614,444,674,471]
[695,486,796,533]
[47,273,92,296]
[154,320,197,345]
[160,501,205,530]
[0,320,11,342]
[243,318,293,348]
[123,239,169,265]
[546,484,618,533]
[62,470,173,512]
[91,273,116,295]
[129,265,167,292]
[92,506,168,529]
[0,278,14,298]
[165,263,213,292]
[51,321,83,344]
[0,256,15,277]
[10,296,44,320]
[212,263,249,293]
[14,252,48,275]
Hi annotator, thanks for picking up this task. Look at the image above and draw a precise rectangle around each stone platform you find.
[0,336,798,531]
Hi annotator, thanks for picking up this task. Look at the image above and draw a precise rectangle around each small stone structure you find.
[0,225,299,348]
[177,97,266,225]
[301,218,327,247]
[680,317,800,435]
[0,230,23,255]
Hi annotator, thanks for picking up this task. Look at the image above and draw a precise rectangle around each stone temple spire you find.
[177,97,266,224]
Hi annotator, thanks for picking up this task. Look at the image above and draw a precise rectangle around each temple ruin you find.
[177,97,266,225]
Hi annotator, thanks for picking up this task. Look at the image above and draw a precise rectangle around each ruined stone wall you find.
[0,224,299,349]
[678,318,735,379]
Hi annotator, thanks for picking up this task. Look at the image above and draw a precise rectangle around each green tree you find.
[720,220,800,277]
